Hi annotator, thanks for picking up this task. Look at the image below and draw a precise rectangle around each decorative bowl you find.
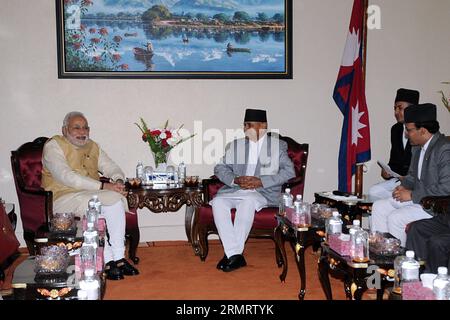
[34,245,69,275]
[50,212,75,233]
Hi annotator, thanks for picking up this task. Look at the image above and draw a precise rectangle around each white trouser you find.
[100,200,126,263]
[210,190,267,258]
[368,178,400,202]
[370,197,432,246]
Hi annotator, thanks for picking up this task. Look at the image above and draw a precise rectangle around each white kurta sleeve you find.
[42,139,102,190]
[97,148,125,182]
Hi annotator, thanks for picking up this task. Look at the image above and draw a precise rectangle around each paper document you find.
[377,161,401,178]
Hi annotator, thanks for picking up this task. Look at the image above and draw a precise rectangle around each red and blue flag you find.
[333,0,371,192]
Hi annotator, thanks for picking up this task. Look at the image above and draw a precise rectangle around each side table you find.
[127,184,204,244]
[314,191,372,226]
[318,242,397,300]
[274,214,325,300]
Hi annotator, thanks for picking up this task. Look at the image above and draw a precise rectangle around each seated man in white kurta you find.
[212,109,295,272]
[41,111,139,280]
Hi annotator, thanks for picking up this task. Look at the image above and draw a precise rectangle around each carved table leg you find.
[352,270,368,300]
[377,281,386,301]
[289,240,306,300]
[343,277,353,300]
[318,249,333,300]
[274,224,288,282]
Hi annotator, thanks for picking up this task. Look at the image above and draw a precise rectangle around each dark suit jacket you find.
[388,122,412,176]
[401,132,450,204]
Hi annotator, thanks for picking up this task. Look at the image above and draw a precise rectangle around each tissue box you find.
[328,234,352,256]
[402,281,435,300]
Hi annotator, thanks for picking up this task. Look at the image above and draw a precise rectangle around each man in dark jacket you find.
[406,203,450,273]
[368,88,419,201]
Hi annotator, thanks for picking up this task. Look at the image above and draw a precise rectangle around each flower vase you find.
[153,151,168,172]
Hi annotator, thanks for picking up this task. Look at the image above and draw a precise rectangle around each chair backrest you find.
[278,134,308,198]
[10,137,50,232]
[205,134,309,202]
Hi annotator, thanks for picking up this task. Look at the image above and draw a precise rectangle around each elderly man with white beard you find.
[41,111,139,281]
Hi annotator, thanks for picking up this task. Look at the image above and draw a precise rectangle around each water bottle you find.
[79,269,100,300]
[401,250,420,292]
[279,188,293,216]
[433,267,449,300]
[349,220,361,258]
[178,162,186,184]
[294,200,311,228]
[392,255,406,295]
[352,228,369,263]
[88,195,102,215]
[86,202,98,231]
[326,211,343,241]
[136,160,144,180]
[293,194,302,206]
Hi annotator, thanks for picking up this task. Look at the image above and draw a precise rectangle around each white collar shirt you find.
[418,135,433,180]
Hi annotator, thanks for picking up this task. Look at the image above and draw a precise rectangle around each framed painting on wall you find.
[56,0,292,79]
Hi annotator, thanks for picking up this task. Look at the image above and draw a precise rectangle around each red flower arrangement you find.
[135,118,194,168]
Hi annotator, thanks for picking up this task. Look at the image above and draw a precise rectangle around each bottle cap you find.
[296,194,302,200]
[332,211,339,217]
[353,220,360,226]
[93,195,98,200]
[285,188,291,193]
[406,250,415,258]
[437,267,448,275]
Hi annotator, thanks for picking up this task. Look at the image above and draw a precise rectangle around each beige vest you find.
[42,135,100,200]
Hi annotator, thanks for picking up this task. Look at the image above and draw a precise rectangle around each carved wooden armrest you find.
[421,195,450,215]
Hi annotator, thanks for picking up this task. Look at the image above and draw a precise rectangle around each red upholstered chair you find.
[11,137,140,263]
[192,134,309,261]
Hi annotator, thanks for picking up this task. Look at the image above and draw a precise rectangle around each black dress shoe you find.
[222,254,247,272]
[216,255,229,270]
[105,261,124,280]
[116,258,139,276]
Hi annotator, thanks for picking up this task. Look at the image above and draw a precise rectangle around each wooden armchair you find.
[421,195,450,215]
[191,134,309,261]
[11,137,140,263]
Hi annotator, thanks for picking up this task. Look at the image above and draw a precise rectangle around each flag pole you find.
[354,0,369,197]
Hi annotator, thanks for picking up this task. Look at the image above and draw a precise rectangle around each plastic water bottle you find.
[136,160,144,180]
[89,195,102,215]
[352,228,369,262]
[178,162,186,184]
[349,220,361,257]
[326,211,343,241]
[393,255,407,295]
[86,201,98,231]
[294,194,302,206]
[401,251,420,286]
[79,269,100,300]
[279,188,293,216]
[433,267,449,300]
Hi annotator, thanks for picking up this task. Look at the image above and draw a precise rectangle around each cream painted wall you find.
[1,0,449,247]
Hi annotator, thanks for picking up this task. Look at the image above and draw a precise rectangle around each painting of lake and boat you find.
[57,0,292,78]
